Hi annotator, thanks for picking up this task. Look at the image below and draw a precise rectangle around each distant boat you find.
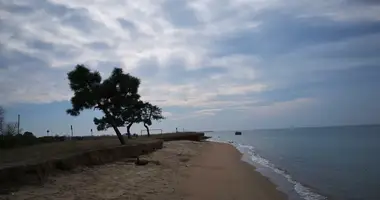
[235,131,242,135]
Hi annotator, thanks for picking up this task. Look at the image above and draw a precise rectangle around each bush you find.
[0,131,39,149]
[38,136,68,143]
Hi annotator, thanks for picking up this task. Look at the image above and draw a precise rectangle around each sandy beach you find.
[0,141,286,200]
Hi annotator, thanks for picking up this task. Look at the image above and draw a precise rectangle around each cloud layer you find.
[1,0,380,123]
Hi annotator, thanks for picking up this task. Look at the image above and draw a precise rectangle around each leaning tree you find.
[66,65,141,145]
[140,102,164,137]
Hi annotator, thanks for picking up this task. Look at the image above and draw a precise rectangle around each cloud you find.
[162,111,173,118]
[345,0,380,5]
[169,108,223,121]
[117,18,137,31]
[214,13,380,57]
[1,0,380,127]
[163,0,200,27]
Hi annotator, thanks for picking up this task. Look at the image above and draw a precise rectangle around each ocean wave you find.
[235,143,327,200]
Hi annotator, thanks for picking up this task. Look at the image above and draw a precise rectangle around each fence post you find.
[17,114,20,135]
[70,125,73,139]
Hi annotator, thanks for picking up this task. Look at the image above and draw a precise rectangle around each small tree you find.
[4,122,18,136]
[141,102,164,137]
[66,65,141,145]
[93,104,140,139]
[22,131,38,145]
[122,101,146,138]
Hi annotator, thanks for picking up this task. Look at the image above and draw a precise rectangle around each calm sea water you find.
[206,125,380,200]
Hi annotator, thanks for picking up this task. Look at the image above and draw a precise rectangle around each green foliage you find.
[142,102,165,124]
[66,65,142,144]
[0,131,38,149]
[23,131,34,137]
[66,65,103,116]
[0,131,74,149]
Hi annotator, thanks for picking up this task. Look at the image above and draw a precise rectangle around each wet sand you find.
[0,141,286,200]
[182,142,286,200]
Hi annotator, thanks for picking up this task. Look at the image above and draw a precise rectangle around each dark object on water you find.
[235,131,242,135]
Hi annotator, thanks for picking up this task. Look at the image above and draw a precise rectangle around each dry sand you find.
[0,141,286,200]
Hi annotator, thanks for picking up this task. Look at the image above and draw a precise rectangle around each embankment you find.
[0,132,205,194]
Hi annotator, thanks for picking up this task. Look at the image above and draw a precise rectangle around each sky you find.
[1,0,380,136]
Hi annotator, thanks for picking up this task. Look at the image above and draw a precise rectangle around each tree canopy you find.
[66,64,164,144]
[67,65,142,144]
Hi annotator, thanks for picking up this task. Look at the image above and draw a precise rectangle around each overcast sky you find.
[1,0,380,136]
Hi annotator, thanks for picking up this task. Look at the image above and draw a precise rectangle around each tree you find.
[140,102,164,137]
[93,68,141,139]
[3,122,18,136]
[23,131,35,137]
[121,101,146,138]
[66,65,141,145]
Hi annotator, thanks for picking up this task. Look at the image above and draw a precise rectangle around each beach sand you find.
[0,141,286,200]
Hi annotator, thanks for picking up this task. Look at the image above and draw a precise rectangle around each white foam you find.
[235,143,327,200]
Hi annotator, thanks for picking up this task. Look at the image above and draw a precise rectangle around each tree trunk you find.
[144,123,150,137]
[126,123,133,139]
[111,124,125,145]
[103,109,125,145]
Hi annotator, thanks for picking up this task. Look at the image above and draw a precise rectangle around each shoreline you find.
[0,141,286,200]
[181,141,287,200]
[221,139,327,200]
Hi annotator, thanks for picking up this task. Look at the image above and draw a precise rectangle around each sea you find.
[205,125,380,200]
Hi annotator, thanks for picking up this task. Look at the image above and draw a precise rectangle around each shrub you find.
[0,131,38,149]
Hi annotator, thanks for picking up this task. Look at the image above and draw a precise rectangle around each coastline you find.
[0,141,286,200]
[182,141,287,200]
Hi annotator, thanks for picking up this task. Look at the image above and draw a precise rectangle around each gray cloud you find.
[133,56,228,85]
[60,8,103,33]
[134,57,160,78]
[0,0,65,15]
[86,42,112,50]
[0,47,47,69]
[213,13,380,57]
[0,0,380,127]
[118,19,136,31]
[26,40,54,51]
[163,0,200,27]
[345,0,380,5]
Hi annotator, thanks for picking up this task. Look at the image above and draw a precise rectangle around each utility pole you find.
[70,125,73,139]
[17,114,20,135]
[91,129,93,136]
